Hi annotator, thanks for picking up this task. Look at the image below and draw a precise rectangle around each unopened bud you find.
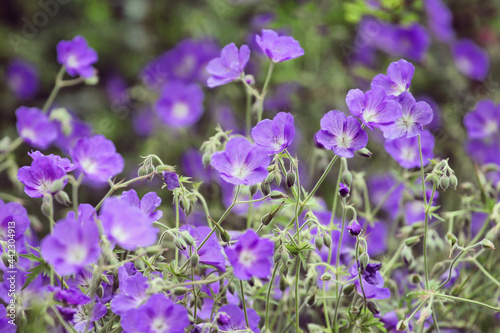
[190,254,199,267]
[220,230,232,243]
[261,182,271,196]
[446,233,458,247]
[146,165,155,175]
[396,320,407,331]
[84,74,99,85]
[306,292,316,306]
[286,170,296,188]
[173,287,189,296]
[355,147,372,158]
[342,170,353,186]
[281,251,289,265]
[181,233,195,247]
[359,253,369,270]
[480,238,495,250]
[449,175,458,188]
[227,282,235,295]
[41,200,53,217]
[343,283,355,296]
[274,173,282,187]
[55,191,71,206]
[270,190,286,199]
[244,74,255,86]
[279,275,288,291]
[410,274,421,284]
[261,213,273,226]
[315,236,324,251]
[265,173,275,184]
[405,236,420,247]
[174,238,187,251]
[249,184,258,198]
[50,179,65,193]
[321,274,331,281]
[367,301,380,315]
[401,246,413,265]
[440,176,450,190]
[323,234,332,248]
[137,166,148,177]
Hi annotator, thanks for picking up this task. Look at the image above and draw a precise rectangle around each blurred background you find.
[1,0,499,223]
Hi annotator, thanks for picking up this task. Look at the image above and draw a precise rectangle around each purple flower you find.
[382,92,433,139]
[50,108,93,154]
[163,171,180,190]
[216,304,261,333]
[100,197,158,250]
[391,24,430,62]
[0,304,16,333]
[16,106,57,149]
[121,190,163,222]
[49,286,90,305]
[211,137,270,185]
[57,35,98,78]
[339,183,350,198]
[315,110,369,158]
[452,39,490,80]
[180,225,226,271]
[181,149,215,182]
[155,81,204,128]
[28,150,76,172]
[346,87,402,130]
[0,200,30,250]
[121,293,189,333]
[110,266,149,316]
[385,130,435,169]
[251,112,295,154]
[350,263,390,299]
[6,59,39,99]
[347,220,362,236]
[17,154,68,198]
[464,99,500,139]
[255,29,304,62]
[41,204,101,276]
[73,302,107,333]
[225,229,274,280]
[206,43,250,87]
[71,135,124,183]
[424,0,455,43]
[371,59,415,98]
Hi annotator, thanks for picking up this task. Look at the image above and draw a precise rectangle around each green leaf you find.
[22,263,49,290]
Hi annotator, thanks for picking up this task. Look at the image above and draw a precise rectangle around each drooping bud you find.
[137,165,148,177]
[270,190,286,199]
[220,230,232,243]
[190,254,199,267]
[181,232,195,247]
[261,182,271,196]
[286,170,296,188]
[265,173,275,184]
[396,320,407,331]
[446,233,458,247]
[50,179,65,193]
[405,236,420,247]
[366,301,380,315]
[249,184,258,198]
[174,238,188,251]
[346,220,362,236]
[440,176,450,190]
[173,287,189,296]
[339,183,350,198]
[401,246,413,265]
[55,191,71,206]
[480,238,495,250]
[314,236,324,251]
[359,253,369,270]
[355,147,372,158]
[261,213,273,226]
[342,170,353,186]
[41,200,53,217]
[449,175,458,188]
[323,233,332,248]
[343,283,355,296]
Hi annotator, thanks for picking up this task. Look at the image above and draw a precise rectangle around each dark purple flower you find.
[255,29,304,62]
[264,82,301,113]
[346,87,402,130]
[216,304,261,333]
[382,92,433,139]
[16,106,57,149]
[17,154,67,198]
[464,99,500,139]
[71,135,124,183]
[141,38,220,88]
[49,286,90,305]
[347,220,362,236]
[41,204,101,276]
[6,59,39,99]
[180,225,226,271]
[424,0,455,43]
[391,24,430,61]
[315,110,369,158]
[251,112,295,154]
[162,171,180,190]
[155,81,204,128]
[100,197,158,250]
[384,130,435,169]
[110,266,149,316]
[350,262,390,299]
[225,229,274,280]
[121,293,189,333]
[121,189,163,222]
[339,183,350,198]
[57,35,98,78]
[465,139,500,170]
[211,137,270,185]
[371,59,415,98]
[452,39,490,80]
[206,43,250,88]
[0,304,16,333]
[28,150,76,172]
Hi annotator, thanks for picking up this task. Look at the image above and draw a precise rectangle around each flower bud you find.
[41,200,53,217]
[440,176,450,189]
[446,233,458,247]
[306,292,316,306]
[261,182,271,196]
[359,253,369,270]
[480,238,495,250]
[55,191,72,206]
[227,282,235,295]
[181,232,195,247]
[281,251,289,265]
[174,238,187,251]
[190,254,199,267]
[265,173,275,184]
[173,287,189,296]
[279,275,288,291]
[270,190,286,199]
[367,301,380,315]
[273,251,281,263]
[409,273,421,284]
[355,147,372,158]
[449,175,458,188]
[137,166,148,177]
[244,74,255,86]
[146,165,155,175]
[396,320,407,331]
[286,170,296,188]
[321,274,332,281]
[401,246,413,265]
[405,236,420,247]
[343,283,355,296]
[220,230,232,243]
[50,179,65,193]
[323,233,332,248]
[274,173,282,187]
[314,236,324,251]
[84,74,99,85]
[249,184,258,198]
[339,183,350,198]
[279,263,288,277]
[261,213,273,226]
[342,170,353,186]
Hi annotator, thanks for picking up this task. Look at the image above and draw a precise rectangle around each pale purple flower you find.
[0,304,16,333]
[211,137,270,185]
[225,229,274,280]
[162,171,180,190]
[251,112,295,154]
[28,150,76,172]
[315,110,369,158]
[463,99,500,139]
[71,135,124,183]
[206,43,250,87]
[391,24,430,62]
[156,81,204,128]
[350,263,390,299]
[452,39,490,80]
[385,130,435,169]
[0,200,30,249]
[371,59,415,98]
[41,204,101,276]
[346,87,402,130]
[17,154,68,198]
[57,35,98,78]
[216,304,261,333]
[121,293,189,333]
[181,149,215,182]
[382,92,433,139]
[110,266,149,316]
[180,225,226,272]
[100,197,158,251]
[121,189,163,222]
[6,59,39,99]
[73,302,107,333]
[16,106,57,149]
[424,0,455,43]
[51,109,93,154]
[49,286,90,305]
[255,29,304,62]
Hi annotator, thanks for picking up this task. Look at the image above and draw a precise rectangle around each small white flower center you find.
[151,317,169,333]
[456,57,472,75]
[233,164,249,179]
[484,122,498,136]
[172,102,190,119]
[67,55,79,68]
[401,146,416,162]
[81,158,97,174]
[67,244,88,264]
[397,114,415,130]
[336,134,353,148]
[21,128,37,142]
[239,249,256,267]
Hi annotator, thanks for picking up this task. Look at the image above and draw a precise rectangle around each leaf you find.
[19,253,44,263]
[22,263,49,290]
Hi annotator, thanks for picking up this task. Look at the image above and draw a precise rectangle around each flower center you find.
[67,55,79,68]
[336,134,352,148]
[21,128,37,142]
[172,102,190,119]
[81,158,97,174]
[484,122,498,136]
[151,317,169,333]
[233,164,249,179]
[67,244,88,265]
[401,146,416,162]
[456,57,472,75]
[239,249,256,267]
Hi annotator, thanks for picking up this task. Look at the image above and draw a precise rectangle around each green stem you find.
[295,258,301,332]
[423,186,437,290]
[418,135,428,206]
[174,193,180,269]
[265,263,280,333]
[245,86,252,136]
[472,258,500,288]
[330,163,343,225]
[434,293,500,312]
[240,280,250,328]
[355,237,367,300]
[333,199,347,332]
[42,66,66,113]
[469,213,492,245]
[72,174,83,216]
